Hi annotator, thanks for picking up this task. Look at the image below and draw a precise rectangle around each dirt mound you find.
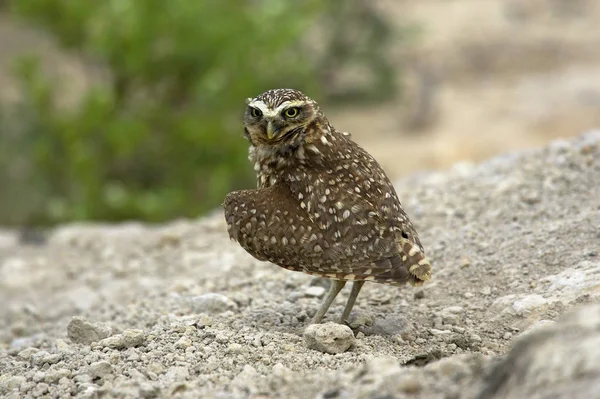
[1,131,599,398]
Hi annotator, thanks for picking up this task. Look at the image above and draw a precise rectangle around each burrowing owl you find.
[224,88,432,324]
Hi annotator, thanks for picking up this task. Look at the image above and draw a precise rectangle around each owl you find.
[223,88,432,324]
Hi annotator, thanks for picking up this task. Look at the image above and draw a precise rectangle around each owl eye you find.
[249,107,262,118]
[283,107,300,118]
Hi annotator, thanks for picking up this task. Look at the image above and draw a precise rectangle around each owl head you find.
[243,88,323,147]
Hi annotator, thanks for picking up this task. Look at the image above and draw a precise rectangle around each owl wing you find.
[287,140,431,285]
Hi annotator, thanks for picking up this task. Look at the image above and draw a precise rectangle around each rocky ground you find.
[1,131,600,398]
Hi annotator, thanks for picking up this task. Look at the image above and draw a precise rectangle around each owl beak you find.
[266,121,283,140]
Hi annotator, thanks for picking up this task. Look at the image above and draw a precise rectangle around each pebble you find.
[6,375,26,390]
[174,336,192,349]
[304,322,356,354]
[366,314,411,337]
[88,361,113,379]
[31,351,62,366]
[44,369,71,383]
[429,328,453,336]
[425,355,472,380]
[67,317,112,345]
[97,329,145,349]
[470,334,482,342]
[31,382,49,397]
[414,290,425,299]
[17,347,39,360]
[512,294,548,313]
[304,286,326,298]
[189,293,238,314]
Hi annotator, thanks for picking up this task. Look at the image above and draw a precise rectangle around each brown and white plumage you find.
[224,88,432,324]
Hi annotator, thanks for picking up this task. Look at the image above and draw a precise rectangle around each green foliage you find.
[0,0,400,225]
[3,0,325,224]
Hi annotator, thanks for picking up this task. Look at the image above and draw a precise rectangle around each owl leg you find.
[311,280,346,324]
[340,281,365,323]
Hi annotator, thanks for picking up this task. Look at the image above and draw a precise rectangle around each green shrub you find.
[0,0,398,225]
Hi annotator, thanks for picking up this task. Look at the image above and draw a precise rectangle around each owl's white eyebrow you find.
[248,100,277,117]
[248,100,306,117]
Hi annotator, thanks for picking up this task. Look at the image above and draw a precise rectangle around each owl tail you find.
[399,240,432,286]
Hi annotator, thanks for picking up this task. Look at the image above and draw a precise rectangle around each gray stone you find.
[477,303,600,399]
[31,351,61,366]
[88,361,113,379]
[366,314,413,337]
[304,322,355,354]
[97,329,145,349]
[6,376,26,390]
[44,369,71,383]
[67,317,112,345]
[17,347,39,360]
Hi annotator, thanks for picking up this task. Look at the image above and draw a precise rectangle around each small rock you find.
[480,286,492,296]
[304,322,355,354]
[88,361,113,379]
[55,339,72,353]
[67,317,112,345]
[477,303,600,399]
[425,355,471,380]
[272,363,291,379]
[31,351,62,366]
[464,292,474,299]
[367,314,412,337]
[452,335,471,349]
[32,382,49,397]
[347,311,374,329]
[45,369,71,383]
[442,306,464,314]
[74,374,92,383]
[17,347,39,360]
[6,375,26,390]
[189,293,238,314]
[231,364,260,392]
[304,286,326,298]
[414,290,425,300]
[429,328,453,336]
[174,336,192,349]
[97,329,145,349]
[512,294,548,313]
[227,343,244,354]
[162,366,190,384]
[470,334,482,342]
[32,371,46,382]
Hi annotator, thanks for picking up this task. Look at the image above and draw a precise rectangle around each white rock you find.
[512,294,548,313]
[304,322,355,354]
[88,361,113,379]
[304,286,326,298]
[97,329,145,349]
[67,317,112,345]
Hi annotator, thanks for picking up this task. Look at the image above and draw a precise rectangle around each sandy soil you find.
[1,131,599,398]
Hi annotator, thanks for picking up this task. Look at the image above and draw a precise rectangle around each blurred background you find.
[0,0,599,227]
